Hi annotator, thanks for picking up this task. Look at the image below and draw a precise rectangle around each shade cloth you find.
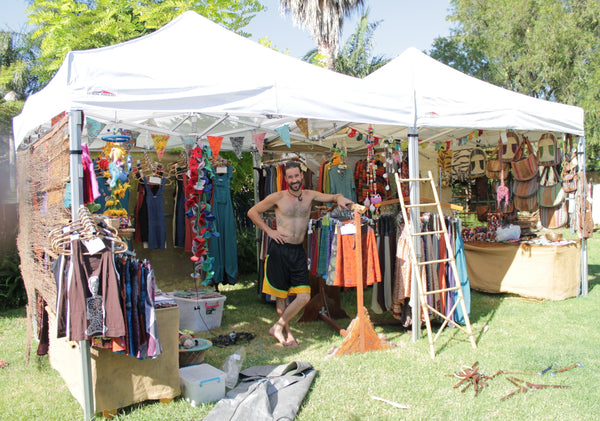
[465,242,579,300]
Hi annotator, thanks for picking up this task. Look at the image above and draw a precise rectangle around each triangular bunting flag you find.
[182,136,196,147]
[51,111,66,126]
[230,136,244,159]
[86,118,106,139]
[275,125,291,148]
[252,132,266,156]
[151,134,170,160]
[207,135,224,158]
[295,118,309,138]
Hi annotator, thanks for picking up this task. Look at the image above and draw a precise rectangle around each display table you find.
[49,306,181,414]
[464,241,580,300]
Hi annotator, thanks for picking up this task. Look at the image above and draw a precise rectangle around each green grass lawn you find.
[1,229,599,420]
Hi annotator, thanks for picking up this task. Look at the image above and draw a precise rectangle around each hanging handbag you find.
[540,201,568,229]
[501,130,520,162]
[511,135,538,181]
[537,132,562,166]
[469,147,487,178]
[538,166,565,208]
[486,140,509,180]
[561,134,578,193]
[451,148,471,182]
[512,176,539,212]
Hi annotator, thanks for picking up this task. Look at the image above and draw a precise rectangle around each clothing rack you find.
[375,197,464,212]
[334,204,392,355]
[260,155,305,166]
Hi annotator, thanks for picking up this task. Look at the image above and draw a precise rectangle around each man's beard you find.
[289,182,302,192]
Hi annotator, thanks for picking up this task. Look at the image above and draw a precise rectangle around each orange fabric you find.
[333,224,381,287]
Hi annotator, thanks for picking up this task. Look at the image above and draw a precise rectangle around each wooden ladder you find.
[394,170,477,358]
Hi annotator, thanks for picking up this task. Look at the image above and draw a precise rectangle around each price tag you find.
[340,223,356,235]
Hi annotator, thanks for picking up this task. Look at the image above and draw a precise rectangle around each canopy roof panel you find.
[13,13,584,153]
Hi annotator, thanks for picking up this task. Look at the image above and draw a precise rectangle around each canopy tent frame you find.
[12,10,588,419]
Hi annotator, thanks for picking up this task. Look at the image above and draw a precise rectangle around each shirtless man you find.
[247,161,353,346]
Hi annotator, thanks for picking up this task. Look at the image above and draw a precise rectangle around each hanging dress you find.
[209,166,238,285]
[144,177,167,250]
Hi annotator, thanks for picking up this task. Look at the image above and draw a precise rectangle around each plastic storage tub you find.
[179,363,225,406]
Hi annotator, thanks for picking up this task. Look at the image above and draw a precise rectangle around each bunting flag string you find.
[252,132,266,156]
[230,136,244,159]
[275,125,291,148]
[85,118,106,139]
[151,134,170,160]
[181,136,196,147]
[295,118,309,138]
[207,135,224,158]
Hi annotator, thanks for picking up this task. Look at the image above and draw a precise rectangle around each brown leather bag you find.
[486,141,509,180]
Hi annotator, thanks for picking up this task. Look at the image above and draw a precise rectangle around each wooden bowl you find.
[545,232,563,242]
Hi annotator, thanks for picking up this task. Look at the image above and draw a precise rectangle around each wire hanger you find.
[49,206,128,255]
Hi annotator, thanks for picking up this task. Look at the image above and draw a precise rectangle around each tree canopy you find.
[19,0,263,90]
[429,0,600,162]
[280,0,364,69]
[303,8,389,78]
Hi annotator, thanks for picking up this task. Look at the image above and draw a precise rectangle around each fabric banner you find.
[275,125,291,148]
[252,132,266,156]
[230,136,244,159]
[181,136,196,147]
[151,134,170,160]
[295,118,309,138]
[207,135,224,158]
[86,118,106,139]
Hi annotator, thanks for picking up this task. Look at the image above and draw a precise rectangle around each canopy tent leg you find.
[69,110,95,420]
[408,128,421,342]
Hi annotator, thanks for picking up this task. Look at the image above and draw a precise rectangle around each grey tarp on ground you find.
[203,361,316,421]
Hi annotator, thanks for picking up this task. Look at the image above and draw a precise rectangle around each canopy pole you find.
[407,127,421,342]
[578,136,588,296]
[69,109,95,420]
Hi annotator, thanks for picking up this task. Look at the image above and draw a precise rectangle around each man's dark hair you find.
[284,161,302,175]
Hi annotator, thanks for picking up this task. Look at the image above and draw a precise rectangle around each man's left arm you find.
[312,191,353,211]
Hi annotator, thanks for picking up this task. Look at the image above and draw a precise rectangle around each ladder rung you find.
[417,257,453,265]
[411,230,445,236]
[405,202,438,208]
[397,177,431,182]
[422,286,462,295]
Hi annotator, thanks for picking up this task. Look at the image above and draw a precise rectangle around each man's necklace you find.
[287,189,303,201]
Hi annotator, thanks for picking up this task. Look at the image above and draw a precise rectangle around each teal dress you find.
[209,166,238,285]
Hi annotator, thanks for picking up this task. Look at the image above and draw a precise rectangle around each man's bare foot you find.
[284,327,298,347]
[269,322,287,345]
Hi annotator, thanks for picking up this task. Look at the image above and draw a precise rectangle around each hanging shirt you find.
[328,165,357,202]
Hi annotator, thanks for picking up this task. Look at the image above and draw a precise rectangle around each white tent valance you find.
[14,11,584,152]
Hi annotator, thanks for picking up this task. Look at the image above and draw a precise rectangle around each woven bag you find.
[511,136,538,181]
[512,176,539,212]
[486,141,509,180]
[469,147,487,178]
[513,194,539,212]
[537,132,561,166]
[501,131,520,162]
[561,134,577,193]
[540,201,568,229]
[538,166,565,208]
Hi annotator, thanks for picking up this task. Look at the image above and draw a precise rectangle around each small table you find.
[464,241,580,300]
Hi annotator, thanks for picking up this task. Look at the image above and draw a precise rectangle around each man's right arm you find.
[248,192,282,233]
[247,193,289,244]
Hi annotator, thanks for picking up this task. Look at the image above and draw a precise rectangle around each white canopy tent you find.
[13,11,408,152]
[12,11,588,418]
